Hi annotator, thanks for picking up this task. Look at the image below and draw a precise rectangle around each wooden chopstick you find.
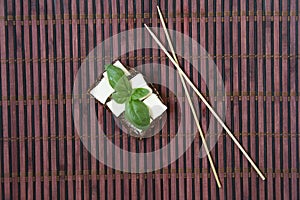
[144,10,265,181]
[155,6,222,188]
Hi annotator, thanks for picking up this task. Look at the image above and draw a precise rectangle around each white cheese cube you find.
[103,71,108,78]
[90,77,114,104]
[112,60,131,76]
[106,100,125,117]
[143,94,167,119]
[130,74,148,88]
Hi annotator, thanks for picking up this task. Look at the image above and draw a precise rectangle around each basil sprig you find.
[105,64,151,129]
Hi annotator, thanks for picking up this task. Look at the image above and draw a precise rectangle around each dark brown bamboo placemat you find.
[0,0,299,199]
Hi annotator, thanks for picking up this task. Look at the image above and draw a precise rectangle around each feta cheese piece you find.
[90,77,114,104]
[143,94,167,119]
[112,60,131,76]
[103,71,108,78]
[130,73,147,88]
[106,99,125,117]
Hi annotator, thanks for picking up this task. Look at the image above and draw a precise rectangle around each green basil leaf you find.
[111,92,129,104]
[114,75,132,94]
[105,64,125,88]
[111,75,132,103]
[131,88,150,100]
[125,100,150,130]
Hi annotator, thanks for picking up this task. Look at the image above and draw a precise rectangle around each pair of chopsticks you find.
[144,6,265,188]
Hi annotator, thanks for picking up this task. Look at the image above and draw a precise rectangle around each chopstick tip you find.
[144,24,150,31]
[157,5,162,14]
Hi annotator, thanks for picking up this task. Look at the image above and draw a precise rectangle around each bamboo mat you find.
[0,0,299,199]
